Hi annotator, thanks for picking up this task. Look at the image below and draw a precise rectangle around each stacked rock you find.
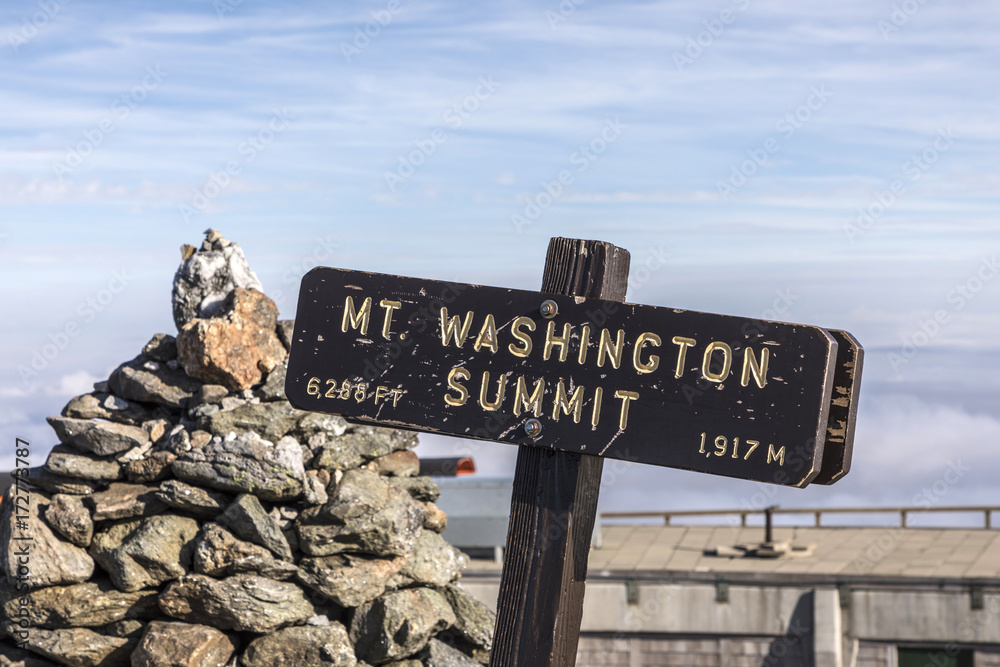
[0,231,494,667]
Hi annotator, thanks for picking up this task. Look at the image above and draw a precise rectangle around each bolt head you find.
[524,418,542,438]
[540,299,558,318]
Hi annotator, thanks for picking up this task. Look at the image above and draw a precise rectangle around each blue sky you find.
[2,0,999,523]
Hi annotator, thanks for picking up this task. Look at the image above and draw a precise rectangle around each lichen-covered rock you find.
[6,626,131,667]
[176,288,286,391]
[312,431,417,472]
[296,469,426,558]
[387,531,467,589]
[14,468,97,496]
[158,574,315,633]
[86,483,167,522]
[387,476,440,503]
[45,418,149,457]
[156,480,229,518]
[441,584,495,655]
[43,446,121,482]
[1,488,94,588]
[422,639,481,667]
[172,229,263,330]
[296,554,406,608]
[255,363,287,401]
[218,494,292,561]
[108,355,202,410]
[196,401,304,445]
[241,623,357,667]
[89,514,199,592]
[43,494,93,548]
[1,578,158,628]
[422,502,447,533]
[171,432,304,501]
[350,588,456,665]
[0,643,61,666]
[130,621,238,667]
[370,451,419,478]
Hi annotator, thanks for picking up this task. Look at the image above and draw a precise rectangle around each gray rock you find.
[158,574,315,634]
[387,476,440,503]
[156,480,229,518]
[2,487,95,588]
[296,469,427,558]
[423,639,481,667]
[188,404,218,420]
[294,413,350,442]
[370,450,419,478]
[85,483,168,522]
[296,554,405,608]
[255,363,287,401]
[1,578,158,628]
[302,470,329,506]
[218,494,292,561]
[43,494,93,547]
[130,621,237,667]
[14,468,97,496]
[276,319,295,350]
[350,588,456,665]
[7,626,131,667]
[422,502,447,533]
[0,643,61,666]
[310,428,415,472]
[104,620,143,638]
[61,392,161,426]
[108,354,202,410]
[46,417,149,457]
[387,531,467,589]
[44,446,120,482]
[124,451,178,484]
[197,401,303,443]
[172,232,263,330]
[241,623,357,667]
[441,584,495,654]
[197,384,230,405]
[192,523,294,580]
[89,514,199,592]
[142,334,178,362]
[172,432,304,502]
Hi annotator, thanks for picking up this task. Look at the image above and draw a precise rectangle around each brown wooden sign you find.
[285,267,846,487]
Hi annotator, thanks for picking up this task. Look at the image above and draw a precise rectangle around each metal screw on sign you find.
[540,299,558,318]
[524,418,542,438]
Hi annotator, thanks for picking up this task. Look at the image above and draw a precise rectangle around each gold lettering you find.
[597,328,625,369]
[741,347,770,388]
[744,440,759,460]
[444,367,470,406]
[440,308,475,347]
[375,385,389,403]
[552,380,585,422]
[473,314,499,353]
[578,324,592,365]
[671,336,697,378]
[390,388,405,407]
[632,332,661,374]
[591,386,603,428]
[377,299,401,339]
[544,321,572,362]
[701,341,732,383]
[614,390,639,430]
[342,296,372,335]
[513,376,545,417]
[508,316,536,358]
[767,443,786,466]
[479,371,508,411]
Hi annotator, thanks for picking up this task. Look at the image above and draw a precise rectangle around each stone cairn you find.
[1,230,494,667]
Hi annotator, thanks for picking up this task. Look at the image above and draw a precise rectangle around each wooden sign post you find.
[285,237,863,667]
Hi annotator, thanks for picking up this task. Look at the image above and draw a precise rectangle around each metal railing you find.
[602,505,1000,529]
